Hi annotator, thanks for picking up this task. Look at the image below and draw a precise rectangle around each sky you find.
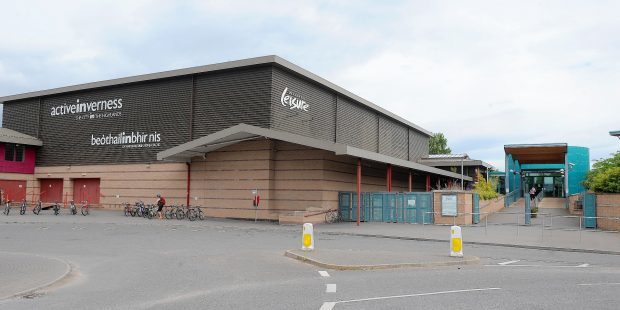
[1,0,619,169]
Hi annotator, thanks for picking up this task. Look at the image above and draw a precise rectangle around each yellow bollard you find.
[302,223,314,251]
[450,225,463,257]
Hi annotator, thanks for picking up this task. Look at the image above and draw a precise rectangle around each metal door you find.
[583,193,596,229]
[472,193,480,224]
[40,179,63,203]
[73,178,100,204]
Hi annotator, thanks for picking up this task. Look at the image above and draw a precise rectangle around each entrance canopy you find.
[504,143,567,164]
[158,124,471,181]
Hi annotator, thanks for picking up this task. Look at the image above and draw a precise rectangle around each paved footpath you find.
[317,221,620,254]
[0,252,71,300]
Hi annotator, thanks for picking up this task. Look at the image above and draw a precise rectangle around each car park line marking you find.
[578,283,620,286]
[326,284,337,293]
[320,287,500,309]
[318,271,330,277]
[498,260,520,265]
[484,264,592,268]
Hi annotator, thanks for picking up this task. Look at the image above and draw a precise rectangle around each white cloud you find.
[1,0,618,167]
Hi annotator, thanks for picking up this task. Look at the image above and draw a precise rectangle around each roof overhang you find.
[157,124,470,181]
[610,130,620,138]
[418,158,492,169]
[504,143,567,164]
[0,128,43,146]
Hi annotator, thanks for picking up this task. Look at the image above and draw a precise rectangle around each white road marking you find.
[326,284,337,293]
[498,260,520,265]
[577,263,590,267]
[322,287,501,308]
[578,283,620,286]
[318,271,330,277]
[485,264,592,268]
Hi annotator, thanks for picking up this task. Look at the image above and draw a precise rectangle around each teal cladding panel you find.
[568,146,589,195]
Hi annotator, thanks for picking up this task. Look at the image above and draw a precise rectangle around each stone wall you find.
[479,196,505,221]
[433,191,473,225]
[568,194,583,215]
[596,194,620,231]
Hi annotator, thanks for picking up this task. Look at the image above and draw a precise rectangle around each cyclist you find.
[156,194,166,220]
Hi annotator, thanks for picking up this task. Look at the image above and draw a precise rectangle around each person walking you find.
[529,186,536,201]
[156,194,166,220]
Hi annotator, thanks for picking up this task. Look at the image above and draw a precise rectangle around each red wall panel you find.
[0,145,36,174]
[40,178,63,203]
[0,180,27,202]
[73,178,100,204]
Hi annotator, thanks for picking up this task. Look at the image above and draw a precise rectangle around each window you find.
[4,144,25,162]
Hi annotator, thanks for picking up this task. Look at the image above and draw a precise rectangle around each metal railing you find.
[504,191,519,207]
[422,210,620,240]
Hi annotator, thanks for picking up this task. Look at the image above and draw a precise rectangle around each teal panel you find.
[339,192,433,224]
[584,193,596,228]
[472,193,480,224]
[521,164,564,170]
[338,192,352,221]
[568,146,589,195]
[403,193,417,223]
[415,193,433,224]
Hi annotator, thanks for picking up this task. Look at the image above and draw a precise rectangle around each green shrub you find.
[474,171,499,200]
[584,152,620,193]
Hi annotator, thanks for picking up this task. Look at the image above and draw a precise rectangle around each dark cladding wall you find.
[378,116,408,160]
[193,66,271,139]
[3,63,430,167]
[336,97,378,152]
[409,129,429,161]
[269,66,428,161]
[271,67,336,141]
[2,98,40,137]
[4,77,192,166]
[37,77,192,165]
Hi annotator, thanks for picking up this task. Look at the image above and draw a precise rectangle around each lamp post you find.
[610,130,620,140]
[461,156,464,190]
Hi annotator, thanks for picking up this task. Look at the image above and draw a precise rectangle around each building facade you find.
[0,56,469,221]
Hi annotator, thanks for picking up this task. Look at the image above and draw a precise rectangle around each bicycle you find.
[33,201,42,215]
[188,206,205,221]
[325,209,342,224]
[69,201,78,215]
[3,201,10,216]
[164,205,175,219]
[81,201,89,216]
[123,202,132,217]
[52,202,61,216]
[132,201,144,217]
[146,204,157,219]
[175,205,187,220]
[20,199,27,215]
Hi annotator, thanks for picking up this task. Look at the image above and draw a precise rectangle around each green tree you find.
[473,171,499,200]
[429,133,452,154]
[584,151,620,193]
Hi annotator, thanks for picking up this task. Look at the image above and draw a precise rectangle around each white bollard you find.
[302,223,314,251]
[450,225,463,257]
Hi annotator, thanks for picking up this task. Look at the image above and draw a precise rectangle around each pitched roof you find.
[0,128,42,146]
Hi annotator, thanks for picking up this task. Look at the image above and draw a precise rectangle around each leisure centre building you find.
[0,55,471,222]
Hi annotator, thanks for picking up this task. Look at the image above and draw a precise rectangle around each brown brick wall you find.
[596,194,620,231]
[23,139,424,222]
[479,197,504,221]
[568,194,583,215]
[433,191,473,225]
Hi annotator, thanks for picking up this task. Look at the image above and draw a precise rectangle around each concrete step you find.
[539,198,565,209]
